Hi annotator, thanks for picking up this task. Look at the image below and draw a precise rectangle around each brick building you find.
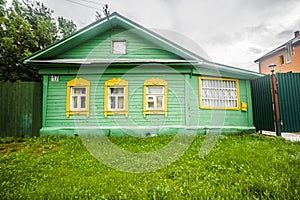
[255,31,300,74]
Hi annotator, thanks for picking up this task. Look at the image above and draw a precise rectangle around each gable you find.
[54,27,182,60]
[23,12,262,80]
[23,12,201,63]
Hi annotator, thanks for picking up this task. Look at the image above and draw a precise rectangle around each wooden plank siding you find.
[55,28,182,60]
[41,71,254,136]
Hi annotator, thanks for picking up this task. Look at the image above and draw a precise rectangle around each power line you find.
[65,0,99,10]
[79,0,107,6]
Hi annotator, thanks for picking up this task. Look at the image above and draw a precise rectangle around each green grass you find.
[0,134,300,199]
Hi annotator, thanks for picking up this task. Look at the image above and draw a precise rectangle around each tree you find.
[0,0,77,82]
[57,16,77,39]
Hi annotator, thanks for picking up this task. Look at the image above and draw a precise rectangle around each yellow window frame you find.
[66,78,90,118]
[104,78,128,117]
[198,77,241,110]
[143,78,168,118]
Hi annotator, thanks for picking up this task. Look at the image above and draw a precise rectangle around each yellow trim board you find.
[143,78,168,117]
[104,78,128,117]
[66,78,90,118]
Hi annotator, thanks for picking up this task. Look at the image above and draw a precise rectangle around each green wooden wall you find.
[55,28,182,60]
[41,70,254,136]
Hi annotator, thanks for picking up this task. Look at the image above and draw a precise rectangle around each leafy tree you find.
[0,0,77,82]
[0,1,38,81]
[58,16,77,39]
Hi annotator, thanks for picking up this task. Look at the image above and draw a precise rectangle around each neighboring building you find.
[255,31,300,74]
[23,12,261,136]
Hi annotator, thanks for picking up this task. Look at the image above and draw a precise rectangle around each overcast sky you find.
[9,0,300,71]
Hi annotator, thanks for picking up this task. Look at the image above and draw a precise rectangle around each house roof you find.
[255,33,300,63]
[23,12,262,80]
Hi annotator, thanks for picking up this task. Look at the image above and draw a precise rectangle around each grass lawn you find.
[0,134,300,199]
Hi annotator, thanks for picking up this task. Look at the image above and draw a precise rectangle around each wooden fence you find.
[0,82,42,137]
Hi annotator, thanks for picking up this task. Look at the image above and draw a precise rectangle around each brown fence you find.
[0,82,42,137]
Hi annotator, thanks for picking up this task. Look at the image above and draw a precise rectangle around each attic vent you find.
[112,40,126,54]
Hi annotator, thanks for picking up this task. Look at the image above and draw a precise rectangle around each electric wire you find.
[65,0,99,10]
[79,0,107,6]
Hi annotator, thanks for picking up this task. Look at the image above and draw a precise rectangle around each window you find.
[144,78,168,117]
[108,87,125,111]
[71,87,87,111]
[199,77,240,110]
[104,78,128,117]
[279,55,284,65]
[66,78,90,117]
[146,86,164,110]
[286,42,292,63]
[112,40,126,54]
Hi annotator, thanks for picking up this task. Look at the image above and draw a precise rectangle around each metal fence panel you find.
[0,82,42,137]
[277,73,300,132]
[251,75,275,131]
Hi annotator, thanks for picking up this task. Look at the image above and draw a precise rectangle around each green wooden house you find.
[23,12,262,136]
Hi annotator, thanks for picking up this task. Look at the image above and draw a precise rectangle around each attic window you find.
[112,40,126,54]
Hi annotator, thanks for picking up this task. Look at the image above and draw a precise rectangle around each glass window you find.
[66,78,90,118]
[143,78,168,117]
[108,87,125,111]
[104,78,128,117]
[112,40,126,54]
[70,87,87,111]
[146,86,164,110]
[286,43,292,63]
[199,77,240,110]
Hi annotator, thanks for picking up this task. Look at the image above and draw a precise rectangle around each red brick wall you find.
[259,45,300,74]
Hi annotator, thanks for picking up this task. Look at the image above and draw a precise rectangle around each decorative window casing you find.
[104,78,128,117]
[66,78,90,117]
[199,77,240,110]
[112,40,126,54]
[144,78,168,117]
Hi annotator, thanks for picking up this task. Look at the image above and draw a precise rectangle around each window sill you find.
[67,111,89,118]
[199,106,240,111]
[104,111,128,118]
[143,110,167,118]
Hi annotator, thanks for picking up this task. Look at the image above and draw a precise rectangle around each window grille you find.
[200,78,239,109]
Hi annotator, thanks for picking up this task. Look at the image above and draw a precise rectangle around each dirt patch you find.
[0,142,61,156]
[0,142,28,155]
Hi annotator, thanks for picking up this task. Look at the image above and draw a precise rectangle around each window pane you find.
[110,96,116,109]
[118,96,124,109]
[72,88,86,94]
[148,101,154,108]
[147,86,164,94]
[81,96,86,109]
[110,87,124,94]
[156,96,163,108]
[72,96,78,108]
